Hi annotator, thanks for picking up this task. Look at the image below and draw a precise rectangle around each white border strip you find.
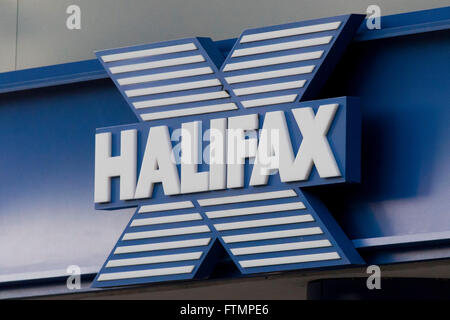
[138,201,194,213]
[231,240,332,255]
[133,91,229,109]
[224,66,314,84]
[97,265,194,281]
[131,213,202,227]
[123,225,210,240]
[232,36,332,57]
[109,55,205,74]
[214,215,314,231]
[198,189,297,206]
[101,43,198,62]
[125,79,221,97]
[222,227,323,243]
[106,252,203,267]
[223,51,323,71]
[239,251,340,267]
[117,67,213,85]
[233,80,305,96]
[114,238,211,254]
[206,202,306,219]
[240,22,341,43]
[140,103,237,121]
[241,94,297,108]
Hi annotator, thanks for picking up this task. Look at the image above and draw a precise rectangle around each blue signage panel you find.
[91,14,365,287]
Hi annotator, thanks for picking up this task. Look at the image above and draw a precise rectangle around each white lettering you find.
[227,114,258,188]
[94,130,137,203]
[134,126,180,198]
[181,121,209,193]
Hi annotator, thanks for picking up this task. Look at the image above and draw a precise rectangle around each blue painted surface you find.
[0,7,449,285]
[316,29,450,265]
[0,80,138,278]
[96,97,360,210]
[318,28,450,244]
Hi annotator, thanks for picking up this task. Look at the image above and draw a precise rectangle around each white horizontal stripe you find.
[133,91,229,109]
[131,213,202,227]
[114,238,211,254]
[125,79,221,97]
[222,227,323,243]
[225,66,314,84]
[97,265,194,281]
[241,94,297,108]
[232,36,332,57]
[140,103,238,121]
[117,67,213,85]
[233,80,305,96]
[214,214,314,231]
[106,252,203,267]
[239,251,340,268]
[240,22,341,43]
[101,43,197,62]
[198,189,297,206]
[231,240,332,255]
[123,225,210,240]
[138,201,194,213]
[109,55,205,74]
[207,202,306,219]
[223,51,323,71]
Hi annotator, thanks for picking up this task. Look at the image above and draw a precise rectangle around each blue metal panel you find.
[316,26,450,264]
[0,80,138,280]
[0,7,449,288]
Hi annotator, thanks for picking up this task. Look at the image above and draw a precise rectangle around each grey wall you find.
[0,0,17,72]
[0,0,449,71]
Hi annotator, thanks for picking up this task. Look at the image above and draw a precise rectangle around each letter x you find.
[92,14,365,287]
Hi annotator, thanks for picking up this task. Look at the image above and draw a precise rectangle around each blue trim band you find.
[353,231,450,249]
